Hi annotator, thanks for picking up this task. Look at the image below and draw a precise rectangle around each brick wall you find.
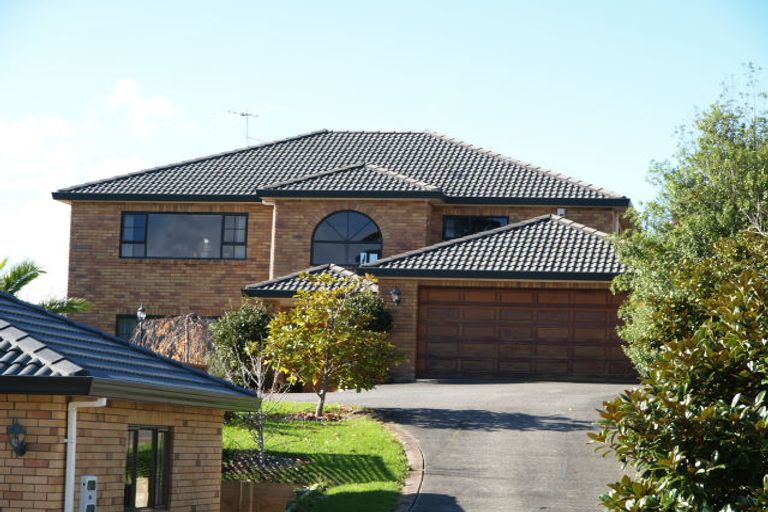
[269,199,432,277]
[0,394,224,511]
[377,278,614,380]
[0,394,68,511]
[68,201,273,333]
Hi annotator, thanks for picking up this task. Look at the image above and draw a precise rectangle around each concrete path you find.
[291,381,630,512]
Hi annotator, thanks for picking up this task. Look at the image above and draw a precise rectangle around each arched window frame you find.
[311,210,383,266]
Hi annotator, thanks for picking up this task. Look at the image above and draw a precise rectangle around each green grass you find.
[223,401,409,512]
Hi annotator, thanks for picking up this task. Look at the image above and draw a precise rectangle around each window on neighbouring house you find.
[121,213,247,259]
[116,314,164,340]
[124,426,171,510]
[442,215,509,240]
[312,211,382,266]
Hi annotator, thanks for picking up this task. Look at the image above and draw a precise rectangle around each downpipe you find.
[64,398,108,512]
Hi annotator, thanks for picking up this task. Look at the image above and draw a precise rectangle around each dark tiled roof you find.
[360,215,625,280]
[243,264,377,298]
[259,162,442,198]
[53,130,629,205]
[0,292,256,409]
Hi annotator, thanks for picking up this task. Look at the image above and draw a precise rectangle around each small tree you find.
[1,258,90,314]
[267,273,400,418]
[209,300,285,461]
[591,233,768,510]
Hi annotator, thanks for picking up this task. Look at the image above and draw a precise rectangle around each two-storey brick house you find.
[54,130,634,382]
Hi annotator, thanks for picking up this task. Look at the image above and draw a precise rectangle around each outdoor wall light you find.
[8,418,28,457]
[136,303,147,342]
[390,288,402,306]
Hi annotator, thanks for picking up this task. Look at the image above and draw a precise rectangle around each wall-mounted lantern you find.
[390,288,402,306]
[136,303,147,342]
[8,418,28,456]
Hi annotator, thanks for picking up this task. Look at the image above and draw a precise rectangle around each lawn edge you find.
[383,422,425,512]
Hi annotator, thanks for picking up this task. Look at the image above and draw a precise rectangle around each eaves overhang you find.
[359,268,621,281]
[51,192,263,203]
[0,376,260,412]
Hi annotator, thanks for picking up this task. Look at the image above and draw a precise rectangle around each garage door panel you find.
[498,343,535,357]
[462,325,496,340]
[417,286,635,381]
[499,310,535,321]
[460,342,496,358]
[536,327,570,341]
[498,326,533,341]
[462,307,496,321]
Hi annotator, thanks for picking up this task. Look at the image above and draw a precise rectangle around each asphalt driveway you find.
[292,380,630,512]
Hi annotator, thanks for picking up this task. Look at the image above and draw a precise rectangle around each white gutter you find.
[64,398,108,512]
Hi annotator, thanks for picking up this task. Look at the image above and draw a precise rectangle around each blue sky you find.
[1,1,767,301]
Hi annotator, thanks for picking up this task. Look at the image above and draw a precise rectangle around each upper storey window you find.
[312,211,382,266]
[121,212,247,259]
[443,215,509,240]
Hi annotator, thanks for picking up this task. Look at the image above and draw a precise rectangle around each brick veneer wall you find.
[377,278,615,380]
[269,199,432,277]
[428,205,623,244]
[68,201,273,333]
[0,394,224,512]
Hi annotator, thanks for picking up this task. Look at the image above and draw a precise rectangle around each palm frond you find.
[38,297,92,315]
[0,259,45,295]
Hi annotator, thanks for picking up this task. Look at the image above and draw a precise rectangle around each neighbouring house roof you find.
[243,264,377,298]
[0,292,258,410]
[52,130,630,206]
[360,215,625,280]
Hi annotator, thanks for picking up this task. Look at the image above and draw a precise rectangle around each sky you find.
[1,1,767,303]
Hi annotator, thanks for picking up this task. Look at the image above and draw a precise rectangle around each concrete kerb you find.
[385,422,425,512]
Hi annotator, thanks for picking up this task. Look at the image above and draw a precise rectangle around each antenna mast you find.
[227,110,260,146]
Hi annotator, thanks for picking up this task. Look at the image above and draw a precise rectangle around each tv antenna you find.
[227,110,260,146]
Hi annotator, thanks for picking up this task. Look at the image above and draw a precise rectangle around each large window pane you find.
[125,426,170,510]
[147,214,222,258]
[443,215,508,240]
[135,429,153,507]
[313,243,347,265]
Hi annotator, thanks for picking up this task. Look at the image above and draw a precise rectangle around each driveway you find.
[292,381,629,512]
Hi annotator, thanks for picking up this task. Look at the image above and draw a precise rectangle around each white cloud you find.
[0,80,189,304]
[107,79,182,136]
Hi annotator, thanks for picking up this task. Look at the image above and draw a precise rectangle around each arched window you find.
[312,211,382,266]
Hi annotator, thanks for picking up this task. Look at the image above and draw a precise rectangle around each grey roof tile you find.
[243,264,377,298]
[0,292,254,399]
[361,215,625,279]
[53,130,629,204]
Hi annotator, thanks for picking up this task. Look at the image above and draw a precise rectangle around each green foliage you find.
[591,233,768,511]
[0,258,91,314]
[345,287,393,333]
[267,273,401,416]
[614,67,768,373]
[209,300,272,389]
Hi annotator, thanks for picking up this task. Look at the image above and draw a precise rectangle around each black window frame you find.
[119,212,248,260]
[442,215,509,240]
[116,314,164,340]
[311,210,383,267]
[124,425,172,511]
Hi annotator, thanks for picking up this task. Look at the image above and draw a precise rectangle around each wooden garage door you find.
[417,287,635,381]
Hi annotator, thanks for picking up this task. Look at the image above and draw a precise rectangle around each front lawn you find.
[223,401,409,512]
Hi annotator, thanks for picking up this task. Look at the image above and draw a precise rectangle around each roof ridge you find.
[0,291,253,396]
[550,214,610,238]
[365,163,441,191]
[244,263,373,291]
[424,131,627,200]
[259,161,441,192]
[0,320,85,376]
[55,129,332,194]
[362,215,554,268]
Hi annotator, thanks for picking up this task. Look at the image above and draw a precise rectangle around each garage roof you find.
[243,264,376,298]
[0,292,258,410]
[53,130,630,206]
[361,215,625,280]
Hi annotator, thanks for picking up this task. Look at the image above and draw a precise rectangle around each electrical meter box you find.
[80,475,98,512]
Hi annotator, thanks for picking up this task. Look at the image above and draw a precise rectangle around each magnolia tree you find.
[267,273,400,417]
[209,301,288,461]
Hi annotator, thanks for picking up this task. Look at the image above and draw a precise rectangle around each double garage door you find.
[417,287,635,381]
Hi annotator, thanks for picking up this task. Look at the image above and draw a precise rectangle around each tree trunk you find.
[315,373,328,417]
